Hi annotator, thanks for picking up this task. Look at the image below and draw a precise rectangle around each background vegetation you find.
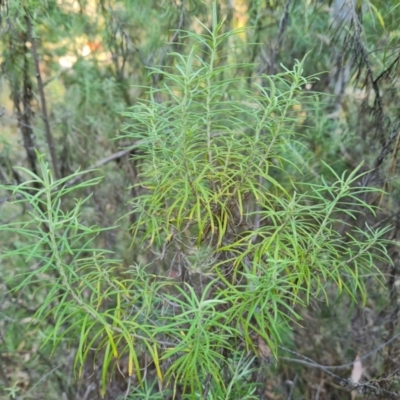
[0,0,399,399]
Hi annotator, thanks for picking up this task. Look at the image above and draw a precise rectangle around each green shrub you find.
[0,7,392,398]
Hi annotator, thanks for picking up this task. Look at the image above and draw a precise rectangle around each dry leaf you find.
[257,335,272,365]
[350,354,362,384]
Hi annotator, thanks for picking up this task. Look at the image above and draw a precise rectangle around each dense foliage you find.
[0,1,399,399]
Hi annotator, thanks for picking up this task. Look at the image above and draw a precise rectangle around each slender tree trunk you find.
[10,34,38,176]
[25,9,59,179]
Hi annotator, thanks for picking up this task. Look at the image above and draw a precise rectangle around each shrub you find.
[0,7,392,398]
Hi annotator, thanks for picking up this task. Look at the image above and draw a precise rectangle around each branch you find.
[279,330,400,396]
[279,329,400,371]
[260,0,292,75]
[64,142,142,188]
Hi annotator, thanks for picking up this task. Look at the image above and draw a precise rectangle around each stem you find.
[205,37,216,191]
[42,180,169,345]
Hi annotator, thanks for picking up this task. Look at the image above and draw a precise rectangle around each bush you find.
[0,7,392,399]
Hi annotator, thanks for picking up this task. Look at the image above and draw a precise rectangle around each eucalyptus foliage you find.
[0,6,393,399]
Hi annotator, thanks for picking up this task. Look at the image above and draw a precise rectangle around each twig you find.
[287,373,298,400]
[64,142,141,188]
[280,350,397,396]
[82,383,96,400]
[123,376,132,400]
[279,331,400,397]
[16,364,61,400]
[202,373,212,400]
[151,0,186,93]
[279,329,400,371]
[260,0,292,75]
[315,379,324,400]
[169,0,186,46]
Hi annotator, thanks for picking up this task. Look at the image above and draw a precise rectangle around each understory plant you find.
[0,7,393,399]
